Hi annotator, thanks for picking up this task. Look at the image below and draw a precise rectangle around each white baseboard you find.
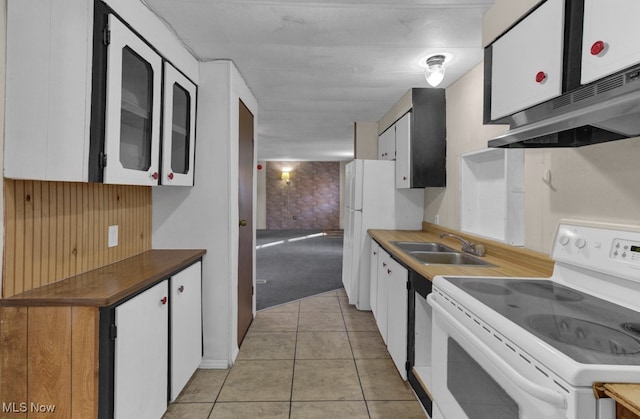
[198,359,229,369]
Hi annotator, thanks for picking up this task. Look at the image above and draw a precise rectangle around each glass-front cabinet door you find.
[104,14,162,185]
[162,63,197,186]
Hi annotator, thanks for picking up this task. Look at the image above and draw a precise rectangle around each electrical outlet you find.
[108,225,118,248]
[435,214,440,225]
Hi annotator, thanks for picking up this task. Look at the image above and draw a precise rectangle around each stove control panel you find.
[610,239,640,263]
[553,220,640,281]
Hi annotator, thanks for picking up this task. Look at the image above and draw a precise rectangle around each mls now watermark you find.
[2,402,56,413]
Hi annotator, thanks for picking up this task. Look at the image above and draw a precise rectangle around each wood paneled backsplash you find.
[3,180,152,298]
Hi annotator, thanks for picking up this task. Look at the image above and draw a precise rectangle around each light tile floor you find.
[163,288,427,418]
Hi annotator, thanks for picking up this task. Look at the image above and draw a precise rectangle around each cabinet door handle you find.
[151,171,159,180]
[160,296,168,305]
[535,71,546,83]
[168,172,174,180]
[387,268,392,275]
[382,262,387,267]
[590,40,606,56]
[178,285,184,293]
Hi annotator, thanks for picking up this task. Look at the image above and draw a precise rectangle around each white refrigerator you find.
[342,159,424,310]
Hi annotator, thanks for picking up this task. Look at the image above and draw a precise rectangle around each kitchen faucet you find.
[439,233,486,257]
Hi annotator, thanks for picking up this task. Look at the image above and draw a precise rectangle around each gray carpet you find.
[256,229,344,310]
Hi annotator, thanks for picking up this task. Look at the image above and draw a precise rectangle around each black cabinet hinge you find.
[406,280,411,291]
[103,26,111,46]
[110,324,117,340]
[405,361,411,372]
[99,152,107,169]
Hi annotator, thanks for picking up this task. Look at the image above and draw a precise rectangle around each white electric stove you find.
[428,220,640,419]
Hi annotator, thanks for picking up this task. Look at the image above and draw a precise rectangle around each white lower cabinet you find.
[170,261,203,401]
[373,243,409,379]
[112,261,203,417]
[370,239,381,320]
[114,280,169,419]
[376,249,391,345]
[386,256,408,380]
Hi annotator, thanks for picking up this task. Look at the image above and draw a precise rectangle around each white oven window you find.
[448,337,519,419]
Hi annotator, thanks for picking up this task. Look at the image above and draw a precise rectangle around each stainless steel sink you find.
[390,240,494,266]
[408,251,494,266]
[391,241,455,253]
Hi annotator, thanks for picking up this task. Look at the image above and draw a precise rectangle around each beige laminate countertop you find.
[371,223,640,416]
[0,249,206,307]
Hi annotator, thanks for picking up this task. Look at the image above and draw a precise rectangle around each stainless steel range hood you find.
[488,65,640,148]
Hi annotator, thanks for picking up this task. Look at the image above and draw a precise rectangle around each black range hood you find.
[489,64,640,148]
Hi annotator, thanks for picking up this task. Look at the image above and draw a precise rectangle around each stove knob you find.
[559,235,570,246]
[575,238,587,249]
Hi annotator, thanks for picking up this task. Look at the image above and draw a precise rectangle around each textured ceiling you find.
[143,0,494,161]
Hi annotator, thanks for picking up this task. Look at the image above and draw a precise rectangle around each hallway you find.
[163,289,426,418]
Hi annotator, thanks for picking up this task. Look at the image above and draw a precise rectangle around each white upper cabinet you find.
[378,127,395,160]
[490,0,565,120]
[103,14,162,185]
[380,88,445,188]
[4,0,198,186]
[394,112,411,189]
[162,63,197,186]
[5,0,93,181]
[581,0,640,84]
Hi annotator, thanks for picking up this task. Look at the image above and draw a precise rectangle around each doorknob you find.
[239,219,248,227]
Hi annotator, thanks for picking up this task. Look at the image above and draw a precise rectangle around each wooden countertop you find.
[0,249,206,307]
[599,384,640,417]
[594,383,640,418]
[369,222,554,280]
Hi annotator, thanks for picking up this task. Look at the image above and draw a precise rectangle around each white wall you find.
[425,63,640,254]
[153,60,258,367]
[354,122,378,160]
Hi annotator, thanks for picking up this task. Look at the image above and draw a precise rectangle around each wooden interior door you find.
[237,100,254,345]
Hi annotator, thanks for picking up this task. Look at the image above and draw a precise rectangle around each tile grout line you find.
[288,302,302,419]
[340,297,372,419]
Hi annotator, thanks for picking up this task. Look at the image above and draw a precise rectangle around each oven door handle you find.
[430,297,568,410]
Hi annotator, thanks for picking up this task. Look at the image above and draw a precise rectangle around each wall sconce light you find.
[424,54,446,87]
[281,170,291,185]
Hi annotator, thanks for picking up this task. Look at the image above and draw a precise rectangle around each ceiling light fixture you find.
[424,54,446,87]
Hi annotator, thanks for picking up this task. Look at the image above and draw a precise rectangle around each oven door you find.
[428,294,569,419]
